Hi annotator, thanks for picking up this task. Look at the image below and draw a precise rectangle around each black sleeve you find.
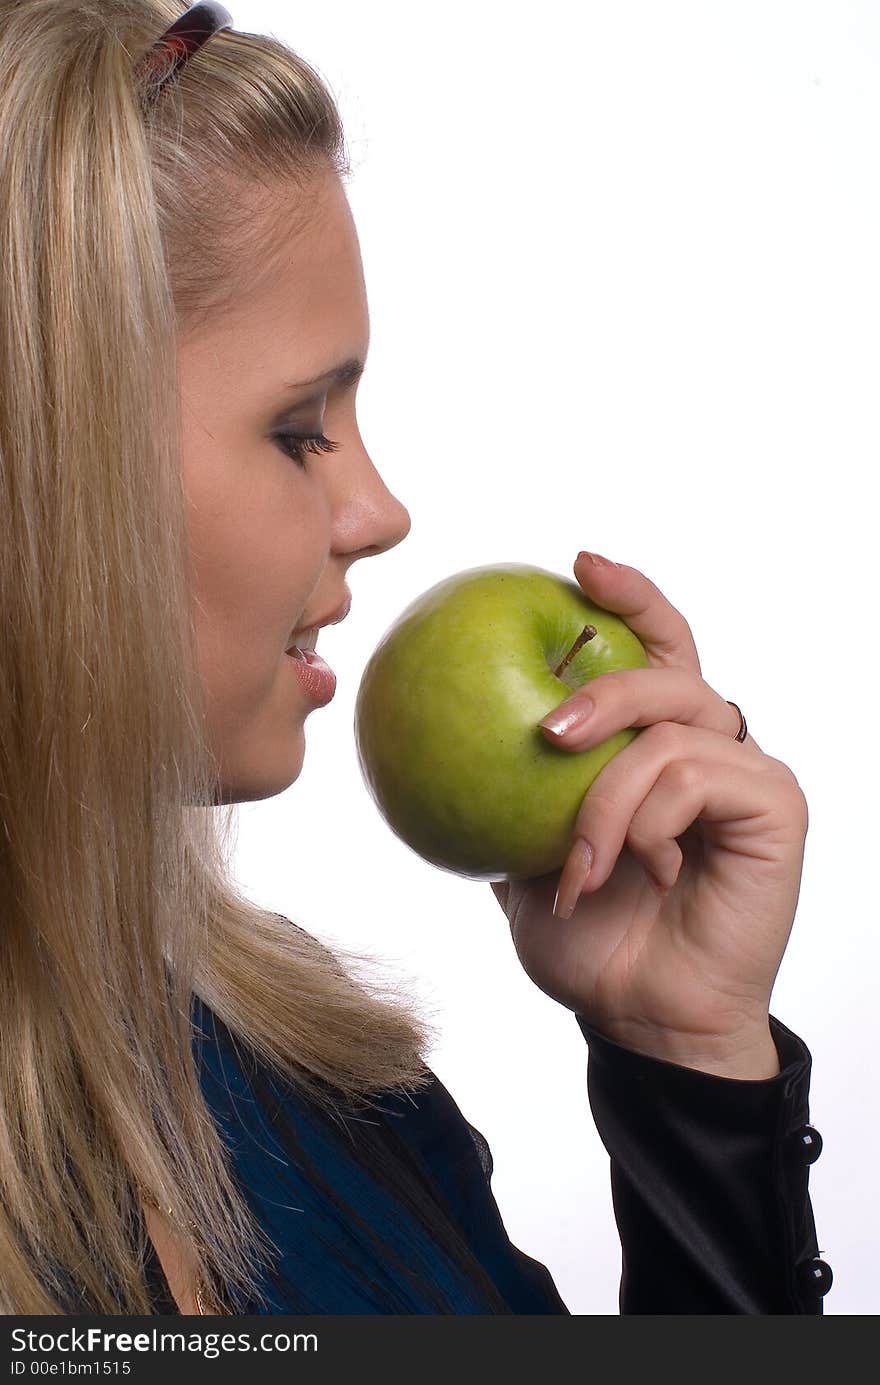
[576,1012,831,1314]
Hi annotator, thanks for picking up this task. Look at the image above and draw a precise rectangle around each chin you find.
[214,732,307,804]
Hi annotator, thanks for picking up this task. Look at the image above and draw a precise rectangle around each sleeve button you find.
[796,1258,833,1298]
[791,1124,823,1165]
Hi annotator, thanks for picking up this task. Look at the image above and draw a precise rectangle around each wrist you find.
[586,1016,781,1080]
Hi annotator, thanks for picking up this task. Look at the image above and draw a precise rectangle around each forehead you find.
[181,173,370,385]
[262,177,368,332]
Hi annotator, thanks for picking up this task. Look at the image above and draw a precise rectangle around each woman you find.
[0,1,828,1316]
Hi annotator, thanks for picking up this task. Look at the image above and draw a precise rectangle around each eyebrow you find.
[283,357,366,391]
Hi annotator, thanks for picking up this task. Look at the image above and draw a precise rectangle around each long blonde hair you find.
[0,0,438,1315]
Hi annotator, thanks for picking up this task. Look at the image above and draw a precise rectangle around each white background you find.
[226,2,878,1314]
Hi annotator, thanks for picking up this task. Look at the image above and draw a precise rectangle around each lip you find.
[284,647,337,706]
[286,589,352,649]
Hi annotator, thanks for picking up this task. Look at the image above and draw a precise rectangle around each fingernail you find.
[578,551,618,568]
[553,838,594,919]
[539,697,594,737]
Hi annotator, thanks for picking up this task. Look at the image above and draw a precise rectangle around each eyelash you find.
[275,431,341,468]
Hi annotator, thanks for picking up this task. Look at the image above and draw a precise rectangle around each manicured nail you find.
[578,551,618,568]
[553,838,594,919]
[539,697,594,737]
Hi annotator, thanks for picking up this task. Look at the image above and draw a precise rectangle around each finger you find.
[567,721,805,898]
[573,552,702,673]
[490,880,510,911]
[616,760,795,901]
[538,664,763,754]
[623,766,702,895]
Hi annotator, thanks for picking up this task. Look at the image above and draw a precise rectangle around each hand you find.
[490,552,810,1078]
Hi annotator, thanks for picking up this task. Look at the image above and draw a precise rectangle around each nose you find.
[371,481,412,555]
[332,440,412,559]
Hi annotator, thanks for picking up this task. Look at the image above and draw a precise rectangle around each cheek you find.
[198,633,269,718]
[186,459,328,669]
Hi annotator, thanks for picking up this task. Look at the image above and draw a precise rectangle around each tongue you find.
[300,649,331,671]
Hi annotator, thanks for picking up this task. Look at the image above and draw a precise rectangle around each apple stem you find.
[553,624,598,679]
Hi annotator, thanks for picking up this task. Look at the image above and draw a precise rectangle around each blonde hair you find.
[0,0,438,1315]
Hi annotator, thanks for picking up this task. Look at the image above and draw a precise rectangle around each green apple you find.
[354,563,649,881]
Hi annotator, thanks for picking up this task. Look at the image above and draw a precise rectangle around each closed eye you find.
[275,432,341,468]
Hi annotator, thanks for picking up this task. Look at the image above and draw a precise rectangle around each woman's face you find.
[178,171,411,803]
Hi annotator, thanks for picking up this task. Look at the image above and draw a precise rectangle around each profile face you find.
[178,170,411,803]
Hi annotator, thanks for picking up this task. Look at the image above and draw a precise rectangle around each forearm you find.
[587,1015,782,1080]
[577,1012,828,1314]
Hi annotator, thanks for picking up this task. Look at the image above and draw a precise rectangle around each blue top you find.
[142,998,828,1315]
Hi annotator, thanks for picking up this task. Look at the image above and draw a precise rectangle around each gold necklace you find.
[139,1188,226,1316]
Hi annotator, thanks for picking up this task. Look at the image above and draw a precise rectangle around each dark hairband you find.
[135,2,233,105]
